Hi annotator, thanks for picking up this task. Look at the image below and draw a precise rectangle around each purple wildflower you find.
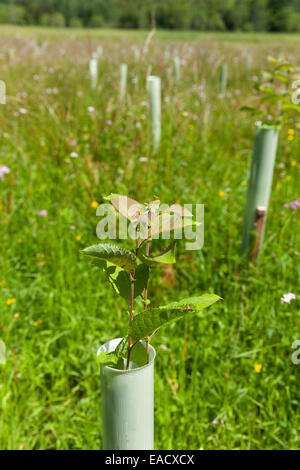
[0,165,10,180]
[281,293,296,304]
[37,210,48,217]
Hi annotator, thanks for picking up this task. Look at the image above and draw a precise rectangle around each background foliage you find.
[1,0,300,32]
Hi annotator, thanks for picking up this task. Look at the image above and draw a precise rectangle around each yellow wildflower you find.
[285,175,291,181]
[33,319,42,327]
[291,161,297,167]
[6,298,16,305]
[90,201,98,209]
[288,135,294,141]
[288,129,295,135]
[219,191,225,198]
[254,363,262,373]
[76,235,81,241]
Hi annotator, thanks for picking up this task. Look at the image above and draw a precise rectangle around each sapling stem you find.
[144,238,150,361]
[126,227,139,370]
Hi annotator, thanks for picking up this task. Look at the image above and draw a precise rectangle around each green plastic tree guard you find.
[120,63,127,105]
[148,76,161,152]
[219,63,227,95]
[90,58,98,89]
[98,338,156,450]
[173,56,180,81]
[240,123,280,262]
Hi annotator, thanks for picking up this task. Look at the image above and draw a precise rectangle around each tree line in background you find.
[0,0,300,32]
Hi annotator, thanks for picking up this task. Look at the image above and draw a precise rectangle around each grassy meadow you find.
[0,26,299,450]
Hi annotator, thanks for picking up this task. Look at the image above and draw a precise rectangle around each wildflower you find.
[281,293,296,304]
[70,152,78,158]
[291,161,297,167]
[139,157,148,163]
[288,135,294,141]
[91,201,98,209]
[69,225,76,231]
[88,106,95,113]
[0,165,10,180]
[37,210,48,217]
[14,312,20,319]
[19,108,28,115]
[218,191,225,198]
[106,120,112,126]
[254,363,262,373]
[212,419,218,425]
[290,199,300,211]
[288,129,295,135]
[6,298,16,305]
[76,235,81,241]
[33,319,42,327]
[285,175,291,181]
[284,198,300,210]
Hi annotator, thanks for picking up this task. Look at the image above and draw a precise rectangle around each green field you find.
[0,27,299,450]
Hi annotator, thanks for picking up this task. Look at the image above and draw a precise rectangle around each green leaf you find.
[274,73,288,83]
[97,350,119,366]
[104,194,145,223]
[81,243,137,273]
[129,294,222,342]
[260,94,283,104]
[114,270,132,299]
[281,104,300,113]
[149,213,198,238]
[240,106,257,114]
[115,337,148,367]
[138,243,176,265]
[134,264,150,297]
[99,337,148,369]
[111,264,149,300]
[275,63,294,71]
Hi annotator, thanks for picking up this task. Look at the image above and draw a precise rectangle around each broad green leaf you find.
[134,264,149,297]
[240,106,258,113]
[274,72,288,83]
[275,63,294,71]
[112,264,149,300]
[138,243,176,265]
[104,194,145,223]
[114,270,132,299]
[281,104,300,113]
[260,94,283,104]
[97,350,119,366]
[115,337,148,367]
[149,213,199,238]
[129,294,222,342]
[160,204,193,217]
[81,243,137,273]
[0,340,6,365]
[99,337,148,369]
[92,259,148,300]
